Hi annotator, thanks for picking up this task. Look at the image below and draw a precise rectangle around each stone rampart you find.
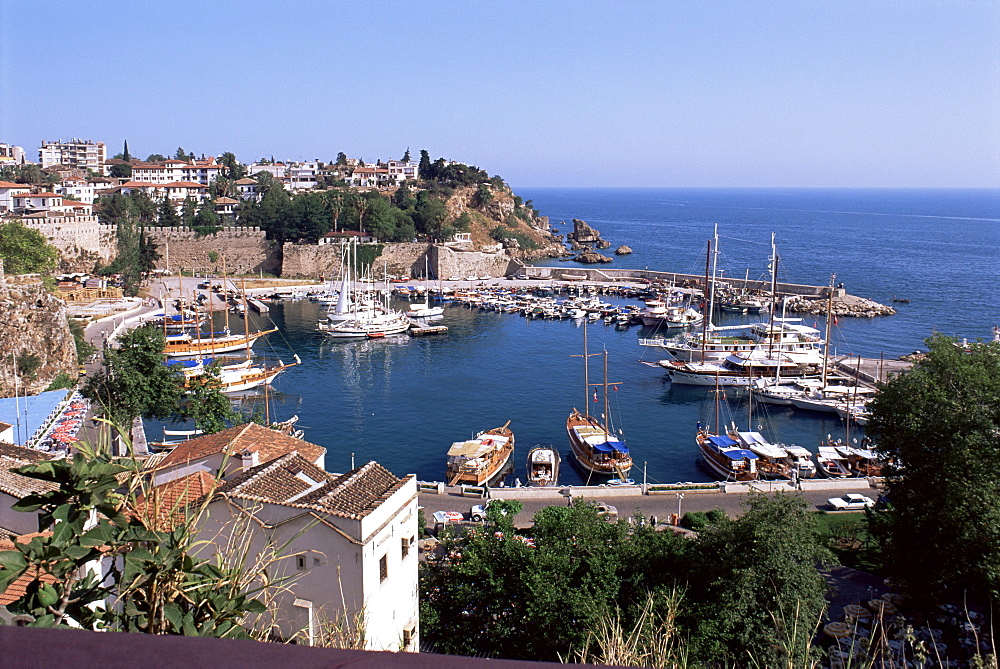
[431,244,519,279]
[144,227,280,276]
[281,242,433,279]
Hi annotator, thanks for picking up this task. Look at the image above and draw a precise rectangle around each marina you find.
[143,188,998,488]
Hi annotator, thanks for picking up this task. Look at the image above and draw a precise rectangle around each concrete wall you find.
[145,227,280,276]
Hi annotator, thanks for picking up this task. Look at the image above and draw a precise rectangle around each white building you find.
[38,139,106,171]
[129,158,221,187]
[197,454,419,651]
[286,162,318,191]
[347,161,418,189]
[55,177,98,204]
[0,143,26,165]
[0,181,31,212]
[247,162,287,179]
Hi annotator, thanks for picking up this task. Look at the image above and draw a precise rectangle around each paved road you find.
[419,484,877,528]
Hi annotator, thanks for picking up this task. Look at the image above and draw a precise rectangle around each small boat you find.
[605,478,636,486]
[526,445,560,487]
[817,445,852,478]
[696,428,758,481]
[446,421,515,486]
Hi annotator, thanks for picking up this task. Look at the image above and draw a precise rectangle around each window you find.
[379,554,388,582]
[296,555,306,570]
[401,537,411,560]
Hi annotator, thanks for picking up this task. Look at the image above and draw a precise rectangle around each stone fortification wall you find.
[145,227,280,276]
[0,274,76,396]
[16,216,113,271]
[432,245,519,279]
[280,242,432,279]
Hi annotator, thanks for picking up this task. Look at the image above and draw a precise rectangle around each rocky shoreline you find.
[784,294,896,318]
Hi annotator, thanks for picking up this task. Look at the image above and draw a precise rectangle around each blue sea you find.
[182,189,1000,486]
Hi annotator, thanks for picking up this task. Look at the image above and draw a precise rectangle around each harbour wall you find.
[518,265,843,298]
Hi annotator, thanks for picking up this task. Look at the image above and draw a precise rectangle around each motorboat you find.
[526,445,560,487]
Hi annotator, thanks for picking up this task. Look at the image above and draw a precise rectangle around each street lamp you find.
[675,492,685,523]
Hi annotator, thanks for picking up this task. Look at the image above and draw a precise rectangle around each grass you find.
[813,511,884,574]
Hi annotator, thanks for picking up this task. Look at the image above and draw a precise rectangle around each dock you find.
[248,297,269,313]
[408,320,448,336]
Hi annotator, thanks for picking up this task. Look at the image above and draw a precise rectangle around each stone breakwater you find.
[785,294,896,318]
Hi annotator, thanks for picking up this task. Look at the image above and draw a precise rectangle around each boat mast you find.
[767,233,778,357]
[222,255,230,333]
[822,273,836,388]
[583,319,590,417]
[242,277,250,361]
[700,238,711,361]
[709,224,719,328]
[603,349,610,439]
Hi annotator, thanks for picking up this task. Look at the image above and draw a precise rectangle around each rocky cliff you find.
[0,275,77,396]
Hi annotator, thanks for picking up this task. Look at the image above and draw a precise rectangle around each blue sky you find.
[1,0,997,188]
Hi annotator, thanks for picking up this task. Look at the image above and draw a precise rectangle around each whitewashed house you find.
[0,181,31,212]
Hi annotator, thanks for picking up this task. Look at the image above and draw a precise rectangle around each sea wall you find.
[144,227,280,276]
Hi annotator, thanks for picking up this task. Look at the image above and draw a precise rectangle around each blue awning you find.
[593,439,628,454]
[722,448,758,461]
[708,434,739,448]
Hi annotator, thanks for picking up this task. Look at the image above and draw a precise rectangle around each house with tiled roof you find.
[0,532,58,607]
[0,442,58,535]
[196,453,419,651]
[152,422,325,487]
[0,181,31,212]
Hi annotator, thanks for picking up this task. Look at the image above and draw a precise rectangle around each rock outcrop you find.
[568,219,602,245]
[575,250,613,264]
[784,294,896,318]
[615,245,633,255]
[0,274,77,396]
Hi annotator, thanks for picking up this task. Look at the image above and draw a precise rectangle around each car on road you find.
[78,365,87,377]
[470,499,509,522]
[827,493,875,511]
[590,501,619,521]
[432,510,465,524]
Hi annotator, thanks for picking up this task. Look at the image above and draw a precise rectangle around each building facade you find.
[38,139,107,171]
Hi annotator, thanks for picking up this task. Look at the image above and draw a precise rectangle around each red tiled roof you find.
[164,181,206,188]
[214,453,409,521]
[0,181,30,189]
[157,423,325,470]
[135,471,219,530]
[120,181,160,188]
[14,192,61,199]
[0,533,57,606]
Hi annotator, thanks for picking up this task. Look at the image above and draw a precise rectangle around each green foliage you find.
[16,352,41,380]
[45,372,75,391]
[684,494,831,666]
[0,448,264,636]
[83,325,182,426]
[157,196,180,227]
[218,152,246,181]
[207,251,219,264]
[679,508,725,530]
[475,183,492,206]
[0,220,59,275]
[867,334,1000,609]
[192,202,222,237]
[109,163,132,178]
[0,163,57,185]
[336,152,348,166]
[146,154,167,163]
[489,223,538,250]
[179,364,239,434]
[353,244,384,272]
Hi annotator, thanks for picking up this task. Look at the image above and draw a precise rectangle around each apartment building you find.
[38,139,107,171]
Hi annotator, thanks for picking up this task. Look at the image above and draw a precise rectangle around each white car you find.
[828,493,875,511]
[447,276,461,282]
[470,499,508,522]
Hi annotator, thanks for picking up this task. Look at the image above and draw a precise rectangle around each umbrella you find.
[825,621,852,638]
[882,592,904,606]
[845,603,871,619]
[868,599,897,615]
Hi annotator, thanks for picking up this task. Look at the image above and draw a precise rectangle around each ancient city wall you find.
[280,242,433,279]
[432,244,520,279]
[144,227,280,276]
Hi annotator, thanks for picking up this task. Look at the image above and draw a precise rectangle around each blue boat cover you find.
[708,434,739,448]
[593,438,628,454]
[722,448,758,461]
[165,358,213,368]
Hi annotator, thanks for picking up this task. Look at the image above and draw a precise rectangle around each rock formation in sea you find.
[615,245,632,255]
[575,250,613,264]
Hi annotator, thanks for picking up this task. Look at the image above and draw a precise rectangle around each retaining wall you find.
[145,227,280,276]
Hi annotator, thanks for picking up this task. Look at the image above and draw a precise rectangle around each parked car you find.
[470,499,508,522]
[431,510,465,524]
[827,493,875,511]
[590,501,619,521]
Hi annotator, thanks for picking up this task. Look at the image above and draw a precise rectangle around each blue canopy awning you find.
[708,434,739,449]
[722,448,758,461]
[593,438,628,454]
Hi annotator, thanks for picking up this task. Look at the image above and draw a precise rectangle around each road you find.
[419,484,876,528]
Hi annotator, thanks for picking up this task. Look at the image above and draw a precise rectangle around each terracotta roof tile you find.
[0,533,57,606]
[157,423,325,471]
[0,446,59,498]
[135,471,219,530]
[0,181,30,189]
[215,454,408,520]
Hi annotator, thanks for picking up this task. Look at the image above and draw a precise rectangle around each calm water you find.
[167,189,1000,486]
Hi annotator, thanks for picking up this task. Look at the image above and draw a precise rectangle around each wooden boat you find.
[817,445,852,477]
[696,428,758,481]
[526,445,560,487]
[566,321,632,479]
[446,422,514,486]
[163,327,277,357]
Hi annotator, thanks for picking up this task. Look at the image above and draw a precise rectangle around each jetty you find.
[408,322,448,336]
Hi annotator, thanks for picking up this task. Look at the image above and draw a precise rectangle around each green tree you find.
[867,334,1000,609]
[180,196,198,227]
[685,494,832,666]
[192,202,222,237]
[401,148,411,162]
[174,147,189,161]
[157,196,181,227]
[109,163,132,178]
[0,221,59,274]
[218,152,246,181]
[146,154,167,163]
[413,191,448,240]
[83,325,182,427]
[180,364,239,434]
[123,139,131,162]
[418,149,431,180]
[0,447,265,636]
[335,152,348,166]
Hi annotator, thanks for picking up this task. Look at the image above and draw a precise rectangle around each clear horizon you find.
[1,1,997,189]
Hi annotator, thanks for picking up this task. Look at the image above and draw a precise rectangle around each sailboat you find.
[695,375,759,481]
[407,254,445,318]
[319,250,410,338]
[567,321,633,479]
